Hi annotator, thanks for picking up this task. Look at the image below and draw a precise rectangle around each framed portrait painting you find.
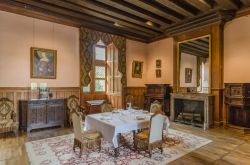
[132,61,143,78]
[185,68,192,83]
[30,47,57,79]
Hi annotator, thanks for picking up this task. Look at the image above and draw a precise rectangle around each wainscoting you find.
[0,87,80,123]
[124,86,146,109]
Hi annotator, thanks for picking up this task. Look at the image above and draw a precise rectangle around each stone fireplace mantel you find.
[170,93,215,130]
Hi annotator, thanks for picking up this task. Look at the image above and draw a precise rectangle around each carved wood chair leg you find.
[73,139,76,152]
[98,139,101,152]
[148,146,152,158]
[160,145,163,154]
[79,144,83,158]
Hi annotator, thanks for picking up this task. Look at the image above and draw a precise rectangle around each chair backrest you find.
[67,95,80,113]
[126,95,134,109]
[149,113,164,143]
[150,100,162,113]
[0,98,14,121]
[101,103,113,113]
[72,112,83,141]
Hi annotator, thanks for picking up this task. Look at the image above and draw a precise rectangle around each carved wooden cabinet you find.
[144,84,172,115]
[225,83,250,129]
[19,99,65,132]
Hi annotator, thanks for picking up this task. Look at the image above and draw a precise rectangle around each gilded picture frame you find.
[132,61,143,78]
[156,59,161,68]
[185,68,192,83]
[30,47,57,79]
[156,69,161,78]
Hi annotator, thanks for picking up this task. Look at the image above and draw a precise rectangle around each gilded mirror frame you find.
[176,35,211,94]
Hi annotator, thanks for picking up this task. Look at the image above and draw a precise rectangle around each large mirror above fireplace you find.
[177,35,211,94]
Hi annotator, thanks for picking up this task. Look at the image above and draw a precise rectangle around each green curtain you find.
[79,27,126,87]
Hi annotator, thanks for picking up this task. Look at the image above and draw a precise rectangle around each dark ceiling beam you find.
[39,0,160,37]
[94,0,170,29]
[184,0,212,12]
[241,0,250,6]
[214,0,239,10]
[1,0,149,42]
[155,0,195,17]
[124,0,181,23]
[0,1,80,27]
[191,40,209,49]
[180,45,209,58]
[184,42,209,52]
[165,11,235,35]
[68,0,163,33]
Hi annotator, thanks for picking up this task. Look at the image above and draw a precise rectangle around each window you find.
[83,40,106,93]
[82,41,121,97]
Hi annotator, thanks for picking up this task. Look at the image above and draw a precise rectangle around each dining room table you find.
[84,109,170,157]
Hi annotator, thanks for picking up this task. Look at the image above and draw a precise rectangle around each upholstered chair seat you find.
[72,112,102,157]
[135,130,149,140]
[82,130,102,140]
[0,98,17,135]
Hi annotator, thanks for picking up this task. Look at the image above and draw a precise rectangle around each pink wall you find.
[146,38,174,85]
[126,39,148,87]
[0,11,79,87]
[224,15,250,83]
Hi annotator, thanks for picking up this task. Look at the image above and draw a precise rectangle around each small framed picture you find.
[156,69,161,78]
[156,59,161,68]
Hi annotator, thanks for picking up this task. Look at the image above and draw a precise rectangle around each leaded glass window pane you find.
[95,66,105,78]
[95,80,105,92]
[95,47,105,61]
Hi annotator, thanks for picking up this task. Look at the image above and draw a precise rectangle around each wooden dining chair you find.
[150,100,163,114]
[133,112,165,157]
[67,95,86,126]
[72,112,102,157]
[101,102,113,113]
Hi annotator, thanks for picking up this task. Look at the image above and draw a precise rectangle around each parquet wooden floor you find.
[0,123,250,165]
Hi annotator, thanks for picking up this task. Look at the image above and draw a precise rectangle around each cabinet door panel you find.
[29,104,46,125]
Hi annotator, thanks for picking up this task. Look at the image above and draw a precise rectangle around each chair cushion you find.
[135,130,149,140]
[0,119,13,128]
[82,130,102,140]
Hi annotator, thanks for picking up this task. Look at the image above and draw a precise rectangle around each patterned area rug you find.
[25,129,212,165]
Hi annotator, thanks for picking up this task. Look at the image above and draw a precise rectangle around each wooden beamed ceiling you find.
[0,0,249,43]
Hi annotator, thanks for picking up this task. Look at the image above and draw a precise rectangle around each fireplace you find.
[170,93,214,130]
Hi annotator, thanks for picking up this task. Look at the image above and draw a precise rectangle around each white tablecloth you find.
[84,110,170,148]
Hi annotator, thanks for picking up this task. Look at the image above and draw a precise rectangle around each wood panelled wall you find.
[124,87,146,109]
[0,87,80,123]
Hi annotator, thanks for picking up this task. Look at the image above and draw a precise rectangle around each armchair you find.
[66,95,85,126]
[0,98,17,135]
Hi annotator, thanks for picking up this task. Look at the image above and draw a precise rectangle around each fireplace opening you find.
[174,99,204,127]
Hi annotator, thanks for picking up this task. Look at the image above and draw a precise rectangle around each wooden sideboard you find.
[19,98,65,132]
[225,83,250,133]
